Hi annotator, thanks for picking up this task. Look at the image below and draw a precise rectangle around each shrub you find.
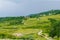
[48,18,60,38]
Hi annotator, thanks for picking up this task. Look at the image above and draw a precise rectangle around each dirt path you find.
[38,30,53,40]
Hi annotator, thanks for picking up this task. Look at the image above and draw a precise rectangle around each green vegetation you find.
[0,10,60,40]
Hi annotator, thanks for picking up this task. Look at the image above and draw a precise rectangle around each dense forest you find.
[0,10,60,40]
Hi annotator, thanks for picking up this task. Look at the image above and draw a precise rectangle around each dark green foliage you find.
[28,14,40,18]
[0,33,16,39]
[48,18,57,23]
[0,16,25,26]
[48,18,60,38]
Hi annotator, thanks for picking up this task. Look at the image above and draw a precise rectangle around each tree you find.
[48,18,60,38]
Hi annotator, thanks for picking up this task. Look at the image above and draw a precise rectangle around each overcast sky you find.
[0,0,60,17]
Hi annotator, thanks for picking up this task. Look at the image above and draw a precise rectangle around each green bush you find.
[48,18,60,38]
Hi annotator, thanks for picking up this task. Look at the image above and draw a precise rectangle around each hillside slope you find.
[0,10,60,40]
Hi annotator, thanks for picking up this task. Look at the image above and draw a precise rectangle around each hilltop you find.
[28,10,60,18]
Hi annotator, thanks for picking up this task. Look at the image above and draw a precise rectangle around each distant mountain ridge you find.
[28,10,60,18]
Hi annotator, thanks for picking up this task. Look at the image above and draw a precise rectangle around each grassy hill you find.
[0,10,60,40]
[28,10,60,18]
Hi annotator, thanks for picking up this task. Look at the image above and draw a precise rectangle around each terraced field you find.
[0,11,60,40]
